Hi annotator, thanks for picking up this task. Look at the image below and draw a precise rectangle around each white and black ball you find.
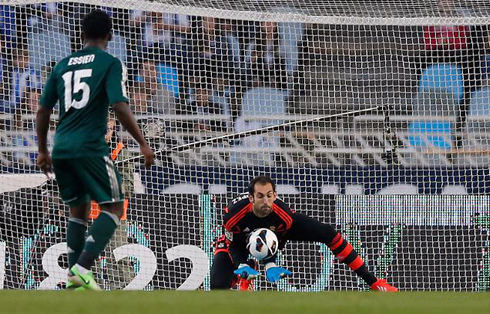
[247,228,279,260]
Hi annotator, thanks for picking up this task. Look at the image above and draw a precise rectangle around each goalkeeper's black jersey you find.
[221,194,294,265]
[223,194,294,237]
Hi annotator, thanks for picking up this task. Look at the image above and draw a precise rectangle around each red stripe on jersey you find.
[347,256,364,270]
[272,204,293,230]
[336,243,353,262]
[328,233,342,247]
[214,248,230,255]
[328,234,343,250]
[278,211,293,230]
[225,203,251,229]
[224,203,252,231]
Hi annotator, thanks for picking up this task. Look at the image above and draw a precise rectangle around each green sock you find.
[67,218,87,268]
[77,211,119,270]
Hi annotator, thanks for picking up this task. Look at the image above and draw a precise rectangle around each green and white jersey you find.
[40,46,129,159]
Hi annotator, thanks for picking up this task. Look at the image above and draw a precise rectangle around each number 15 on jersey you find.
[62,69,93,112]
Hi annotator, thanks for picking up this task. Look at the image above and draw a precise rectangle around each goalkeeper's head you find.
[81,10,112,47]
[248,176,277,218]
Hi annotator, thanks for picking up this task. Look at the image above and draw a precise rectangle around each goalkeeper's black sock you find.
[77,211,119,270]
[328,233,377,286]
[67,218,87,268]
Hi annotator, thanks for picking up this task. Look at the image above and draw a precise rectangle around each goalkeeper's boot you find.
[68,265,101,291]
[370,279,398,292]
[238,278,254,291]
[238,259,258,290]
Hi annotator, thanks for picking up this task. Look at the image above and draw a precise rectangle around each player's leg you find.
[69,156,125,290]
[75,156,124,274]
[67,202,90,268]
[287,213,396,290]
[51,158,90,288]
[210,252,237,290]
[210,236,236,290]
[210,236,258,290]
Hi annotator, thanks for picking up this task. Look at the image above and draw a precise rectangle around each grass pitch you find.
[0,291,488,314]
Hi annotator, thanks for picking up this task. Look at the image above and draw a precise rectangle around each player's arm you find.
[227,231,260,279]
[222,196,251,266]
[227,231,249,267]
[106,59,154,168]
[36,70,58,175]
[264,197,294,283]
[113,102,154,168]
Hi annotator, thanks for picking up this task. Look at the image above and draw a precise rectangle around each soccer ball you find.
[247,228,279,260]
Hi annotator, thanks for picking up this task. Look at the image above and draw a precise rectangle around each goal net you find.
[0,0,490,291]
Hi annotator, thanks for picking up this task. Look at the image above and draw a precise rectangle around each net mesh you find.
[0,0,490,291]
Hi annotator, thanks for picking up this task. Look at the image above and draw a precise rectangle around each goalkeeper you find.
[210,176,397,291]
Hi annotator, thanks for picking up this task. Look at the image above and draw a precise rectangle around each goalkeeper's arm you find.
[227,232,249,268]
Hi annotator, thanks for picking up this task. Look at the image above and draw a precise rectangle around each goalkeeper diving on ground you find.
[36,10,155,290]
[210,176,398,291]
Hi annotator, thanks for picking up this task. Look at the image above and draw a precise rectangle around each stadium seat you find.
[237,86,288,140]
[241,87,288,117]
[469,87,490,116]
[409,63,462,150]
[413,63,464,116]
[408,121,453,149]
[28,29,71,72]
[413,88,459,117]
[419,63,464,100]
[107,33,128,63]
[230,87,288,165]
[156,63,180,99]
[467,87,490,148]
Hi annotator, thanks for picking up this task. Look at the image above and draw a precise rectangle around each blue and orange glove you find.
[234,264,260,280]
[265,263,292,283]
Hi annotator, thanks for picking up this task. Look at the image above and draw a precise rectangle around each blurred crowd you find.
[1,0,490,148]
[0,3,300,133]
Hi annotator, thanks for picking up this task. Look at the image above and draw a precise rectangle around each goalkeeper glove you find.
[265,263,292,283]
[234,264,260,280]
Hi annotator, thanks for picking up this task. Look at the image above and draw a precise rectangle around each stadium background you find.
[0,0,490,291]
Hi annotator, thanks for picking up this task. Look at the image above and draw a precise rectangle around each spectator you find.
[14,87,40,130]
[216,18,250,120]
[244,21,288,89]
[133,58,177,115]
[0,38,8,105]
[139,11,189,47]
[11,87,40,165]
[218,19,244,76]
[132,11,189,62]
[423,0,470,64]
[27,3,61,33]
[1,46,41,114]
[189,16,235,87]
[0,5,16,43]
[180,81,227,132]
